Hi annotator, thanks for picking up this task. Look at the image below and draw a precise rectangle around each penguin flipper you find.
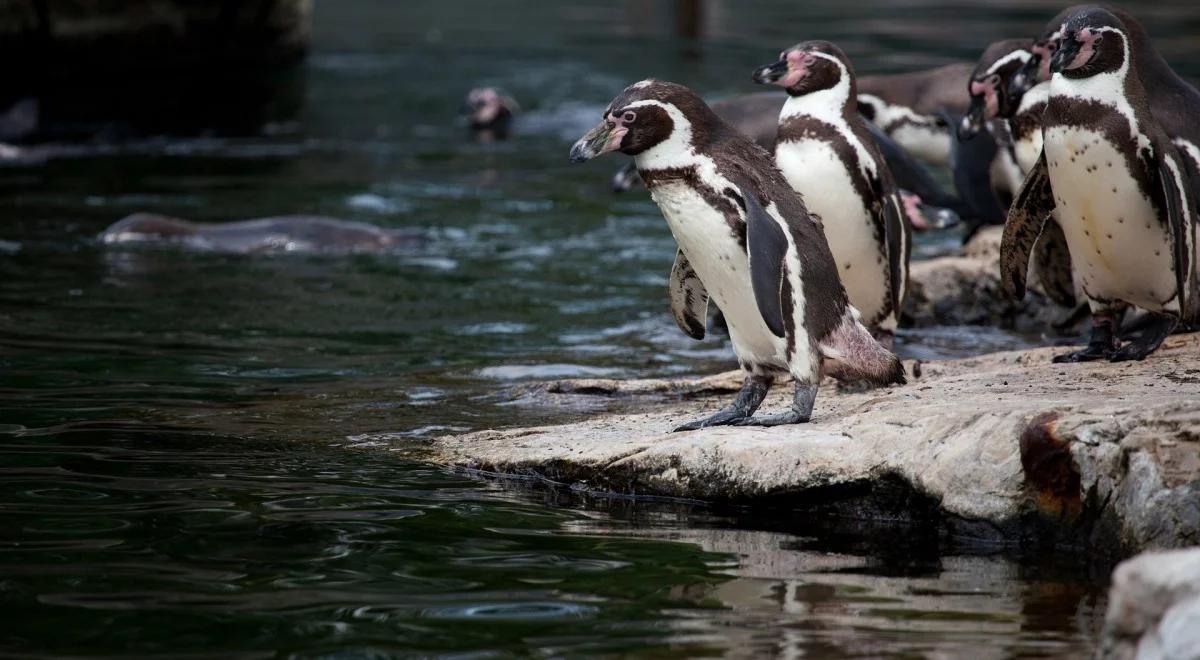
[1154,150,1195,314]
[1031,219,1076,308]
[668,249,709,340]
[875,183,910,321]
[741,186,788,338]
[1000,151,1054,300]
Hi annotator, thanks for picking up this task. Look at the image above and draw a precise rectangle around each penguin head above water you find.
[462,87,519,134]
[960,39,1033,140]
[751,41,853,101]
[1051,7,1129,79]
[568,80,722,163]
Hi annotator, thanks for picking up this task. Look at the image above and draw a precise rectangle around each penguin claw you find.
[672,409,748,432]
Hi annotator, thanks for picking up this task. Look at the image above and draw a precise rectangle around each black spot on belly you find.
[844,263,851,270]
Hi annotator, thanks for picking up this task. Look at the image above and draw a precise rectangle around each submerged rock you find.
[1098,547,1200,660]
[99,213,422,254]
[432,334,1200,555]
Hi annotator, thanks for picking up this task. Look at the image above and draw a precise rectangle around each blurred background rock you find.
[0,0,310,139]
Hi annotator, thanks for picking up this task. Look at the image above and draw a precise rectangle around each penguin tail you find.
[818,307,907,387]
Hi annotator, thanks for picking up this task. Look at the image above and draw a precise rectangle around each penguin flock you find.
[476,4,1199,430]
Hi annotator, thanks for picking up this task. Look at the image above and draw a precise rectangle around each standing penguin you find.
[751,41,910,346]
[1001,8,1197,362]
[961,39,1077,309]
[1010,6,1200,179]
[569,80,905,430]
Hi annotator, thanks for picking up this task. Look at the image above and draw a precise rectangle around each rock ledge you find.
[433,334,1200,556]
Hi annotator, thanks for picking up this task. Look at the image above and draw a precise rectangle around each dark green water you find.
[7,0,1197,656]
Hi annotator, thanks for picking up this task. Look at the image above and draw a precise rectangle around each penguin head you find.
[752,41,852,98]
[1008,4,1078,98]
[462,87,519,132]
[960,39,1033,140]
[1052,8,1128,78]
[569,80,721,163]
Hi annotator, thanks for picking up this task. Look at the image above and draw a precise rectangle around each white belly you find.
[650,182,788,368]
[1014,129,1044,176]
[777,139,890,326]
[891,123,951,166]
[1044,127,1176,310]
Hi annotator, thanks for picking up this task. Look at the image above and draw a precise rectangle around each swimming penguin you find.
[1010,6,1200,180]
[856,63,972,167]
[961,39,1077,308]
[569,80,905,429]
[1001,7,1197,362]
[462,87,520,140]
[752,41,910,346]
[99,213,422,254]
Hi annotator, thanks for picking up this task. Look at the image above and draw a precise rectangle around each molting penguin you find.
[752,41,911,345]
[569,80,905,430]
[962,39,1077,309]
[1001,7,1197,362]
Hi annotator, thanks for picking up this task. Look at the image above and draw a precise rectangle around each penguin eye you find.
[622,111,637,123]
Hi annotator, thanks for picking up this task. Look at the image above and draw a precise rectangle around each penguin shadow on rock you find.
[570,79,906,432]
[1001,6,1200,363]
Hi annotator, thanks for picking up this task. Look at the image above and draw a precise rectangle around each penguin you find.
[1010,6,1200,180]
[612,91,963,230]
[462,87,519,140]
[1000,7,1197,362]
[856,63,972,167]
[569,80,905,430]
[751,41,911,346]
[961,39,1077,309]
[854,62,1008,239]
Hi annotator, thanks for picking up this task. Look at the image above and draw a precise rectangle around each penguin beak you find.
[570,118,625,163]
[1050,35,1080,74]
[751,59,789,85]
[957,98,986,141]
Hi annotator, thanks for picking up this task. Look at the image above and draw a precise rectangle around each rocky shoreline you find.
[432,332,1200,558]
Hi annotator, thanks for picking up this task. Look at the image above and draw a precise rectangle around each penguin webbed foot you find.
[733,382,817,428]
[672,408,750,432]
[1054,313,1119,363]
[672,374,772,433]
[1109,314,1177,362]
[1052,345,1114,363]
[733,410,811,427]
